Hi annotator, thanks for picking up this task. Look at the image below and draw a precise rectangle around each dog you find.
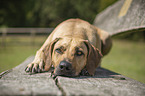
[25,19,112,76]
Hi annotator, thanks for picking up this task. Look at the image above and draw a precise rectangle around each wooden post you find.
[1,28,7,48]
[30,30,35,46]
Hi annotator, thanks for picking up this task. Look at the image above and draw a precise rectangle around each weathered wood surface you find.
[57,69,145,96]
[0,56,61,96]
[0,56,145,96]
[94,0,145,36]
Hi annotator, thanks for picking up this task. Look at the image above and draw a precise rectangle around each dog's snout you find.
[55,61,75,77]
[59,61,72,71]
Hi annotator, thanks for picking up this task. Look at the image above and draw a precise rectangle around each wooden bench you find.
[94,0,145,35]
[0,56,145,96]
[0,0,145,95]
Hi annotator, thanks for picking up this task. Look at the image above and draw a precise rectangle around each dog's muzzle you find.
[54,61,76,77]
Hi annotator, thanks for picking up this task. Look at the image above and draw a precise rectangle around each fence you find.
[0,28,53,47]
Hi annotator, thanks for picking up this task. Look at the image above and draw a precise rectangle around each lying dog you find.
[25,19,112,76]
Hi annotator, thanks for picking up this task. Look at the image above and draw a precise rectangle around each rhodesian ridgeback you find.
[25,19,112,76]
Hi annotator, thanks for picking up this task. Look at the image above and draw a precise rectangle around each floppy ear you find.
[84,40,103,75]
[44,38,60,71]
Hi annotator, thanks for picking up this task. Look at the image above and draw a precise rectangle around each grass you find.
[0,36,145,83]
[102,39,145,83]
[0,46,38,72]
[0,36,47,72]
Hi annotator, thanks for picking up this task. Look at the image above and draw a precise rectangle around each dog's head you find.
[44,37,102,77]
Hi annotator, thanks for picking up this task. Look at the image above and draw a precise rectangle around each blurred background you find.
[0,0,145,83]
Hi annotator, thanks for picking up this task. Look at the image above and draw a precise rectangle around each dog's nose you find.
[59,61,72,71]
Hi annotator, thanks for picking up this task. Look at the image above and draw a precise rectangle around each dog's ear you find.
[44,38,60,71]
[84,40,102,75]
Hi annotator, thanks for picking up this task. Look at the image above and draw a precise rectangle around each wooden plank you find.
[57,67,145,96]
[0,56,61,96]
[1,56,145,95]
[94,0,145,35]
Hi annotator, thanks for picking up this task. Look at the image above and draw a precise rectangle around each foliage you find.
[0,0,144,40]
[0,0,35,27]
[0,0,117,27]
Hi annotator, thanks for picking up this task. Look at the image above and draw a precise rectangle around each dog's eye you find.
[76,51,84,56]
[55,48,62,54]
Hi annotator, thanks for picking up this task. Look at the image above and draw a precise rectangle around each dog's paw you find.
[25,59,45,73]
[80,68,90,76]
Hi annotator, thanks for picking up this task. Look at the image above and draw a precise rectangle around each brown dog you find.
[25,19,112,76]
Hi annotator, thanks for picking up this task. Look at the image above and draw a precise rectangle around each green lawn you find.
[0,36,47,72]
[0,36,145,83]
[102,39,145,83]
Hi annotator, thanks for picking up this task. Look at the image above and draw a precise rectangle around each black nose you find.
[59,61,72,71]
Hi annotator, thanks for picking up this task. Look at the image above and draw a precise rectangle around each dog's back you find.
[51,19,102,50]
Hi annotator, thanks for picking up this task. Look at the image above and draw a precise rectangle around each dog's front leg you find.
[25,33,54,73]
[25,49,46,73]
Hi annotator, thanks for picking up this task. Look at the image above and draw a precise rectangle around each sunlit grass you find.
[0,36,47,72]
[0,46,38,72]
[0,36,145,83]
[102,39,145,83]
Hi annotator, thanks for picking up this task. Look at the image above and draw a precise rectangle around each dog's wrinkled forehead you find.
[55,38,72,47]
[54,38,88,53]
